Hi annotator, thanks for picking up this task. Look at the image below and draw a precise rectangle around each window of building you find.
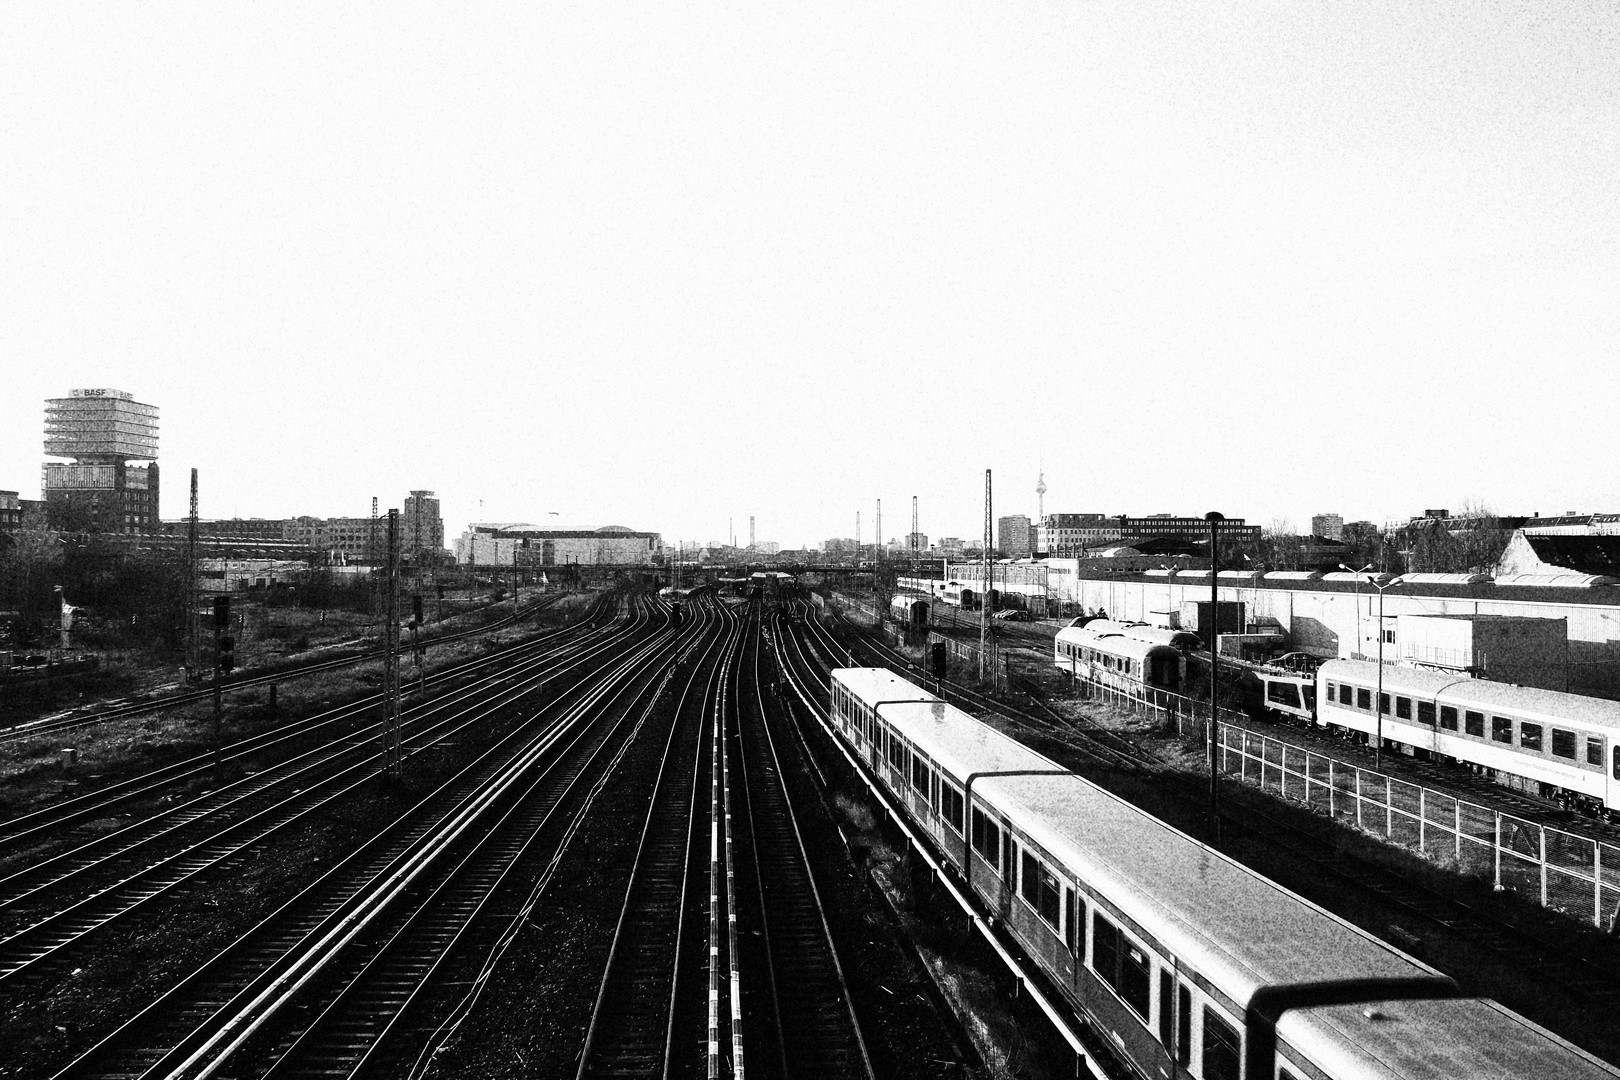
[1520,723,1543,752]
[1439,705,1458,730]
[970,807,1000,865]
[1020,851,1061,931]
[1203,1010,1242,1080]
[1552,729,1576,760]
[1465,710,1485,737]
[1492,716,1513,743]
[1091,911,1151,1020]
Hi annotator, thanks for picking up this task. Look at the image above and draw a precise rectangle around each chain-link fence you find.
[1216,723,1620,928]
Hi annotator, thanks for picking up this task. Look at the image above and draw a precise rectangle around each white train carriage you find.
[1317,660,1620,815]
[889,593,930,629]
[1078,619,1203,653]
[827,668,1620,1080]
[1054,626,1187,695]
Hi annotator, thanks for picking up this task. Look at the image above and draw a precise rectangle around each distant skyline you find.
[4,5,1616,549]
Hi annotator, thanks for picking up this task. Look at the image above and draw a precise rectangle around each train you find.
[830,666,1620,1080]
[1051,625,1620,819]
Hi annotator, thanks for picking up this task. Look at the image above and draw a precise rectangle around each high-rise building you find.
[42,389,160,534]
[402,490,445,562]
[998,514,1032,556]
[1311,513,1345,540]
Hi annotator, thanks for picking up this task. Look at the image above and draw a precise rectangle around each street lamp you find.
[1205,511,1224,840]
[1342,562,1403,770]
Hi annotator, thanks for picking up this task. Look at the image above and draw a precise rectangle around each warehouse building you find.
[454,524,663,567]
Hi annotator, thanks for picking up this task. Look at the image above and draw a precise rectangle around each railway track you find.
[0,592,569,745]
[46,593,699,1080]
[575,603,740,1080]
[0,592,621,863]
[0,597,652,987]
[729,606,872,1080]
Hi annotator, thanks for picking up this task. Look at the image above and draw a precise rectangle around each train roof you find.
[1277,996,1620,1079]
[1320,660,1620,729]
[834,667,942,708]
[848,676,1443,1009]
[1055,626,1184,663]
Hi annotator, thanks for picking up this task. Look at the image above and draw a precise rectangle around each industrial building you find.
[1036,513,1260,557]
[42,389,160,534]
[161,491,445,565]
[454,524,663,567]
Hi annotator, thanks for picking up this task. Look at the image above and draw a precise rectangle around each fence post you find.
[1596,842,1603,929]
[1494,812,1502,891]
[1455,801,1462,862]
[1541,828,1549,909]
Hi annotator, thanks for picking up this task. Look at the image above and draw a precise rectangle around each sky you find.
[2,3,1616,550]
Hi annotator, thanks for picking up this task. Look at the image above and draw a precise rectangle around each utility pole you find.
[980,470,990,681]
[749,515,755,554]
[383,509,402,777]
[912,495,919,558]
[1206,511,1224,842]
[875,498,882,590]
[187,468,199,684]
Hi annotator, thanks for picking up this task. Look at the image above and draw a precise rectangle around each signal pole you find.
[1206,511,1224,842]
[383,509,402,777]
[980,470,990,681]
[188,468,199,684]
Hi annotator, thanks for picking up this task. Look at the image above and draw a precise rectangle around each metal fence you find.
[1216,724,1620,929]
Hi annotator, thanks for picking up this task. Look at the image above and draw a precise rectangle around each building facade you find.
[1038,512,1260,556]
[455,524,663,566]
[1310,513,1345,541]
[997,515,1032,556]
[42,389,160,534]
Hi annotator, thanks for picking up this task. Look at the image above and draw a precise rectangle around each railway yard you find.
[4,583,1620,1079]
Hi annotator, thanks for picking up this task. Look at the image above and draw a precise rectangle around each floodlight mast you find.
[1341,562,1402,770]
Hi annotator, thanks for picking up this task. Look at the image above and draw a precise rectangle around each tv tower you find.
[1036,465,1046,522]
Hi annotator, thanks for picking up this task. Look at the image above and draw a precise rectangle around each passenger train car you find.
[1317,660,1620,816]
[829,667,1620,1080]
[889,593,929,629]
[1054,623,1188,695]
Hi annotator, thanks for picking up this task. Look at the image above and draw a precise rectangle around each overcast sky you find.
[3,3,1616,549]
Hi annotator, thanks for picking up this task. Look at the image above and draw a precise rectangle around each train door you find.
[999,822,1016,919]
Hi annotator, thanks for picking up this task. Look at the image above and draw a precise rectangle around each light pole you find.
[1343,562,1402,770]
[1205,511,1223,841]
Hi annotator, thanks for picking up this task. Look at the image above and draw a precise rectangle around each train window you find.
[1158,970,1174,1048]
[970,807,1000,865]
[1417,701,1434,725]
[888,734,908,772]
[1324,681,1335,700]
[940,783,965,834]
[1020,852,1061,930]
[1176,984,1192,1067]
[1552,729,1576,760]
[1440,706,1458,730]
[1202,1009,1241,1080]
[1491,716,1513,743]
[1356,687,1371,710]
[1339,683,1352,706]
[1280,1070,1304,1080]
[910,755,930,793]
[1378,692,1390,716]
[1266,682,1302,708]
[1466,711,1485,737]
[1520,723,1543,752]
[1614,746,1620,781]
[1091,912,1151,1020]
[1065,888,1082,956]
[1395,696,1412,720]
[1589,738,1604,768]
